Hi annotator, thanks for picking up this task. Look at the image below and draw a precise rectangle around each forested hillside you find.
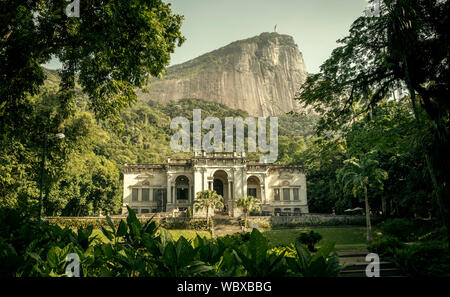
[1,74,434,220]
[0,75,318,216]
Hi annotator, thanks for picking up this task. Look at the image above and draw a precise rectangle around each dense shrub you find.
[418,226,448,242]
[379,218,415,241]
[393,241,449,277]
[367,237,405,257]
[0,207,342,277]
[45,217,208,230]
[264,216,383,229]
[296,231,322,252]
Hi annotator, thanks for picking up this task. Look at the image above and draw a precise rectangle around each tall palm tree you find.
[193,190,224,227]
[234,196,261,229]
[336,151,388,243]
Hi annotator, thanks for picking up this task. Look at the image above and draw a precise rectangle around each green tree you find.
[296,0,449,244]
[344,99,435,217]
[234,196,261,229]
[336,152,388,243]
[193,190,224,227]
[0,0,184,211]
[294,137,348,214]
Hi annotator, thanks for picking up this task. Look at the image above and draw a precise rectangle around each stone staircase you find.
[338,249,406,277]
[212,214,243,237]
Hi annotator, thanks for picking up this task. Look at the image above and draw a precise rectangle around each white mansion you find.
[122,152,308,217]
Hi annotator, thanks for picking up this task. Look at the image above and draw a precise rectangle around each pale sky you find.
[44,0,369,74]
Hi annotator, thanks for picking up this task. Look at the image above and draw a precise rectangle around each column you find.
[166,175,171,205]
[242,168,247,198]
[261,185,265,204]
[194,167,202,197]
[201,168,205,190]
[228,181,232,214]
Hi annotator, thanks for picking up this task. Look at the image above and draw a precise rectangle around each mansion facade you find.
[122,152,308,217]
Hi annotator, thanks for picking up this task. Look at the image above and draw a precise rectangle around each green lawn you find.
[261,226,373,250]
[167,230,211,241]
[90,226,368,250]
[90,228,211,244]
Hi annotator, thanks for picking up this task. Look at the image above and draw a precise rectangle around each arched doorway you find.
[247,176,261,200]
[213,179,224,197]
[175,175,190,204]
[213,170,229,213]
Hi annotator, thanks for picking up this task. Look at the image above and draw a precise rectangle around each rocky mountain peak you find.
[138,32,308,116]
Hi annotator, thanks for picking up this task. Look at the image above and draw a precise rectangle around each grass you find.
[90,226,369,250]
[261,226,373,250]
[90,228,211,244]
[167,230,211,241]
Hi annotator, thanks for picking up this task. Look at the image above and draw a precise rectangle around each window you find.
[274,208,281,215]
[293,188,299,201]
[247,188,257,198]
[142,188,150,201]
[132,188,139,202]
[132,208,139,214]
[274,188,280,201]
[177,188,188,200]
[294,208,301,215]
[283,188,291,201]
[141,209,150,214]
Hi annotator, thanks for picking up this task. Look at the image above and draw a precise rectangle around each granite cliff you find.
[138,32,308,116]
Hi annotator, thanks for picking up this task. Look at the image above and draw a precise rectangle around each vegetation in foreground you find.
[0,207,340,277]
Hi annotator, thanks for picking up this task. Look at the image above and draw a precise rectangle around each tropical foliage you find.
[234,196,261,229]
[194,190,224,227]
[336,151,388,242]
[0,207,342,277]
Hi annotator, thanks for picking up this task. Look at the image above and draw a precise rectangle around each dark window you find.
[274,188,280,201]
[213,179,224,196]
[274,208,281,215]
[177,188,188,200]
[141,209,150,214]
[132,188,139,201]
[294,208,301,215]
[142,188,150,201]
[293,188,299,201]
[247,188,257,198]
[283,188,291,201]
[132,208,139,214]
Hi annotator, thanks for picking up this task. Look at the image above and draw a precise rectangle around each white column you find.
[242,168,247,198]
[194,168,201,197]
[166,175,171,204]
[228,181,232,210]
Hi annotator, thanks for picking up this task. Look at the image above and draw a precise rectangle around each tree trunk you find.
[365,186,372,243]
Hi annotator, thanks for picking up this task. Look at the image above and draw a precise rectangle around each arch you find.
[246,175,261,200]
[175,175,190,201]
[212,169,229,181]
[212,170,230,213]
